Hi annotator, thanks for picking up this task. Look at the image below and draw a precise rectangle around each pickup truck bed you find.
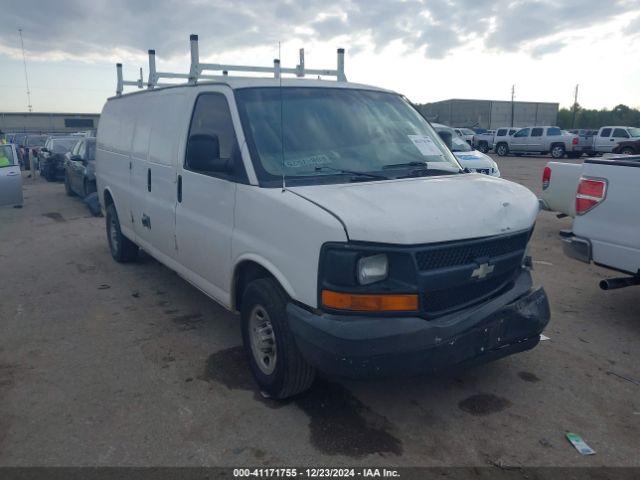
[563,155,640,285]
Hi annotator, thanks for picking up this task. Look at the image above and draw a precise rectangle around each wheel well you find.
[103,189,114,208]
[233,261,276,312]
[550,142,565,149]
[496,142,507,149]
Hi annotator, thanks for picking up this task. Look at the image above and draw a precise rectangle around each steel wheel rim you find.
[553,147,563,157]
[109,216,119,254]
[249,305,277,375]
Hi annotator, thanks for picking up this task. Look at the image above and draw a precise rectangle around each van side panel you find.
[232,185,348,309]
[131,90,190,258]
[96,98,136,240]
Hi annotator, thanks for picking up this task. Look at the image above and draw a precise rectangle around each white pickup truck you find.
[572,126,640,156]
[473,127,518,154]
[542,155,640,289]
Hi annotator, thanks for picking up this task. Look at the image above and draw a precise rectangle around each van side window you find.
[186,93,247,182]
[600,128,611,137]
[531,128,543,137]
[612,128,629,138]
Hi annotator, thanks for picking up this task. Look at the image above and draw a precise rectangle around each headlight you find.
[357,254,388,285]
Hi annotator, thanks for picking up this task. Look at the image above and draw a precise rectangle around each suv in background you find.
[497,126,579,159]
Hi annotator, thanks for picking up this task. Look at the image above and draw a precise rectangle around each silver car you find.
[0,144,23,207]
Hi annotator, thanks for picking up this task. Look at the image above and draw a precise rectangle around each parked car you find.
[97,75,549,399]
[39,136,79,181]
[496,126,579,159]
[612,139,640,155]
[561,155,640,290]
[0,143,23,207]
[433,123,500,176]
[474,127,518,153]
[21,134,48,170]
[64,137,96,197]
[453,127,475,145]
[591,126,640,154]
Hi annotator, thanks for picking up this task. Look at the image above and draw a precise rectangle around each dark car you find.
[38,137,80,182]
[612,139,640,155]
[39,136,79,181]
[64,137,96,197]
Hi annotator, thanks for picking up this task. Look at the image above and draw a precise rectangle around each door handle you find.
[147,168,151,192]
[177,175,182,203]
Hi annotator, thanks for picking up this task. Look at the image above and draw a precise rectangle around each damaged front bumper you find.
[286,270,550,378]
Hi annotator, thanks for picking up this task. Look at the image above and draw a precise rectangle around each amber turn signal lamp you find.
[321,290,419,312]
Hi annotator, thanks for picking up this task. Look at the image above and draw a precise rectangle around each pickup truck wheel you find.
[496,143,509,156]
[105,204,138,263]
[478,143,489,154]
[551,145,566,159]
[241,278,315,399]
[621,147,635,155]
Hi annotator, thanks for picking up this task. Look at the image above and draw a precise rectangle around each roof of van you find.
[109,77,395,101]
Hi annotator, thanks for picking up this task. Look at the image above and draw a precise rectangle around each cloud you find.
[0,0,638,63]
[530,40,566,58]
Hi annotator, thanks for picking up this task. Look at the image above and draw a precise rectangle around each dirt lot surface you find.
[0,156,638,467]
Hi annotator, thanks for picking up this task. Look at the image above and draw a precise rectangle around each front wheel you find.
[241,278,315,399]
[106,204,139,263]
[551,144,566,159]
[621,147,635,155]
[477,143,489,154]
[496,143,509,156]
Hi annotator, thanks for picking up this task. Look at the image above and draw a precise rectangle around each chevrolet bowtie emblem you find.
[472,263,494,279]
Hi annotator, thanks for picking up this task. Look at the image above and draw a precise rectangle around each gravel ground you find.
[0,156,638,468]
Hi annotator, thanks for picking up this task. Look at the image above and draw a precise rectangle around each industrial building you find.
[417,99,559,129]
[0,112,99,134]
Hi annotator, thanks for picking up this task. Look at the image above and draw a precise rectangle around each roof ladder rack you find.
[116,34,347,95]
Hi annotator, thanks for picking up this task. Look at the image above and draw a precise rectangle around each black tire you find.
[621,147,635,155]
[551,144,566,159]
[477,143,489,154]
[241,278,315,399]
[496,143,509,156]
[106,203,138,263]
[64,174,74,196]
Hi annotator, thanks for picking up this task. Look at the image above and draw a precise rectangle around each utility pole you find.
[571,84,579,128]
[18,28,32,112]
[510,84,515,127]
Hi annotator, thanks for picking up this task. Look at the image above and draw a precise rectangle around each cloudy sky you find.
[1,0,639,113]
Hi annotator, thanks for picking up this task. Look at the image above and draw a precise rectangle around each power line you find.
[18,28,32,112]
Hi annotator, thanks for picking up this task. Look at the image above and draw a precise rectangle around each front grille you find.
[423,270,516,314]
[415,231,530,271]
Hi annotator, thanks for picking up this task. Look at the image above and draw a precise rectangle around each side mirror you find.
[438,131,453,150]
[186,134,230,173]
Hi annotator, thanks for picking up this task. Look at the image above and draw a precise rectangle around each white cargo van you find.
[97,37,550,398]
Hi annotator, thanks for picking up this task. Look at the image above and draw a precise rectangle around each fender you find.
[231,253,297,312]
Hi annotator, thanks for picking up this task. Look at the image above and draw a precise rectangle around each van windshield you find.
[235,87,460,186]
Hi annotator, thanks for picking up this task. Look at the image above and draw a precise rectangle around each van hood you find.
[288,174,538,244]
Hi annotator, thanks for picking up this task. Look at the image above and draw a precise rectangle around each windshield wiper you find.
[313,166,389,180]
[382,161,462,176]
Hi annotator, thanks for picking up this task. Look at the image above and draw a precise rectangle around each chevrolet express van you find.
[97,78,550,398]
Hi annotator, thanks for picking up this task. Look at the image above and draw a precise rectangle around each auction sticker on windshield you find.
[408,135,443,157]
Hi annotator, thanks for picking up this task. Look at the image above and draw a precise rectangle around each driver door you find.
[510,128,530,152]
[0,144,23,207]
[175,89,245,305]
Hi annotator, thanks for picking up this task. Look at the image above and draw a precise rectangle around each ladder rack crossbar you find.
[116,35,346,95]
